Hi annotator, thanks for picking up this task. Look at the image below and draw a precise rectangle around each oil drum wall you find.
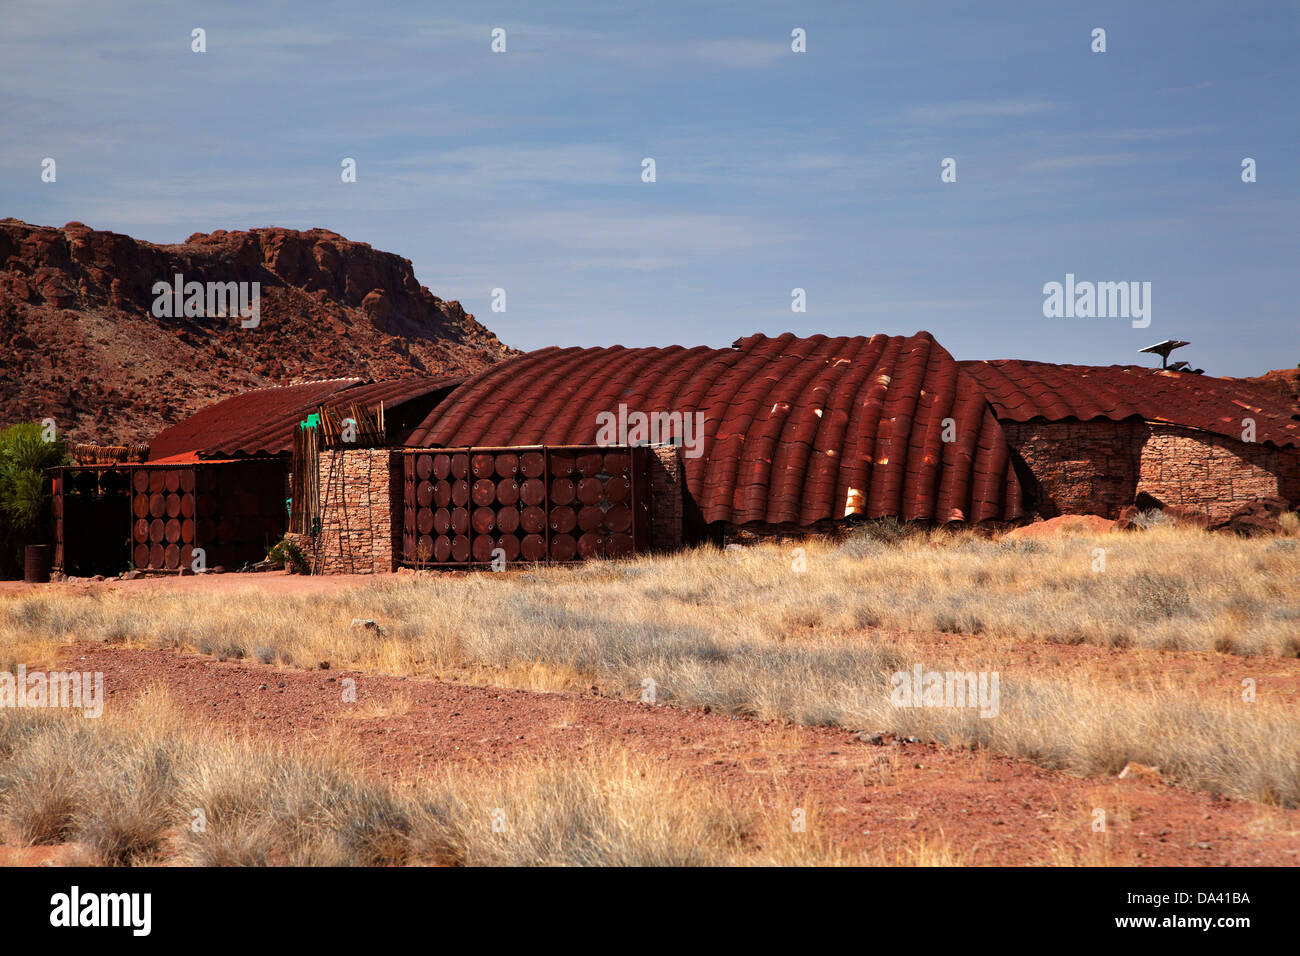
[127,461,286,572]
[191,461,287,571]
[56,468,132,576]
[130,467,198,571]
[401,446,649,567]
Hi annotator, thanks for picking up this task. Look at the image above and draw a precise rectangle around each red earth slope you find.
[0,219,515,444]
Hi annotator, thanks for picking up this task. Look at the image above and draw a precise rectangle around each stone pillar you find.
[648,445,683,551]
[316,447,395,574]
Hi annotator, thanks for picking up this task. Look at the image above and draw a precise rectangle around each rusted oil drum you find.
[23,545,52,583]
[416,455,434,480]
[578,533,604,558]
[471,507,496,535]
[603,452,630,475]
[576,452,604,477]
[550,478,575,506]
[181,519,195,543]
[549,453,575,478]
[471,535,496,562]
[520,534,547,561]
[578,505,604,532]
[451,479,470,507]
[576,477,603,505]
[519,478,546,506]
[148,471,165,494]
[497,533,521,562]
[165,494,181,518]
[603,475,629,503]
[471,453,496,478]
[520,506,546,533]
[133,544,150,568]
[549,534,577,561]
[605,504,632,533]
[165,518,181,542]
[180,544,194,569]
[450,535,471,563]
[417,509,435,535]
[164,471,181,493]
[149,543,165,568]
[519,451,545,478]
[450,508,470,536]
[433,509,451,535]
[495,453,518,478]
[607,533,634,557]
[496,478,519,506]
[132,471,150,493]
[416,481,434,507]
[179,470,195,493]
[433,535,450,562]
[133,494,149,518]
[164,544,180,570]
[433,481,452,508]
[149,518,166,542]
[180,494,195,518]
[549,506,578,534]
[133,518,149,543]
[450,455,470,480]
[148,493,166,518]
[496,507,520,534]
[471,479,496,507]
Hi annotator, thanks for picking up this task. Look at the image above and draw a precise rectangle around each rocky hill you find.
[0,219,514,444]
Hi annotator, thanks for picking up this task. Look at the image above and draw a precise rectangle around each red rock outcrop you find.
[0,219,515,443]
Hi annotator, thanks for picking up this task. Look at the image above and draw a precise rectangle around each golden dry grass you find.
[2,525,1298,805]
[0,690,944,866]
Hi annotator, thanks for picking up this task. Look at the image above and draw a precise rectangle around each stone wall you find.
[1002,420,1299,521]
[1137,425,1299,522]
[316,447,395,574]
[648,445,683,550]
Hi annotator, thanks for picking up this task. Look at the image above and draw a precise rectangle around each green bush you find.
[0,423,67,578]
[267,537,308,574]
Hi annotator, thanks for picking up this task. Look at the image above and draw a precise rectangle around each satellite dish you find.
[1139,339,1190,369]
[1167,360,1189,372]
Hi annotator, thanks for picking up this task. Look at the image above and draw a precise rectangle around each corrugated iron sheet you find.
[148,377,460,460]
[959,361,1300,448]
[407,332,1025,525]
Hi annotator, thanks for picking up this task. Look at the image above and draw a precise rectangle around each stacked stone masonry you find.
[648,445,683,550]
[316,447,394,574]
[1003,420,1300,522]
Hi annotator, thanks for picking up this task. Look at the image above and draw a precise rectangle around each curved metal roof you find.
[958,360,1300,448]
[407,332,1025,525]
[148,376,460,460]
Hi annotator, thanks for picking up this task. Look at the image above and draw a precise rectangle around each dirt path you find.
[37,643,1300,866]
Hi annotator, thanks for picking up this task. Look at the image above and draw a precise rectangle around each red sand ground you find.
[5,640,1294,866]
[3,571,1299,865]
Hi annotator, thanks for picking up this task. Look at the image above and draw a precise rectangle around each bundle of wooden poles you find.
[71,442,150,465]
[317,402,385,449]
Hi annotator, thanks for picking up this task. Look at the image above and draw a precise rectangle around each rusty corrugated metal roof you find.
[958,360,1300,447]
[407,332,1025,525]
[148,376,460,460]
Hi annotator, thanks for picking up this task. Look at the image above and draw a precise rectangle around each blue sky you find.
[2,0,1296,375]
